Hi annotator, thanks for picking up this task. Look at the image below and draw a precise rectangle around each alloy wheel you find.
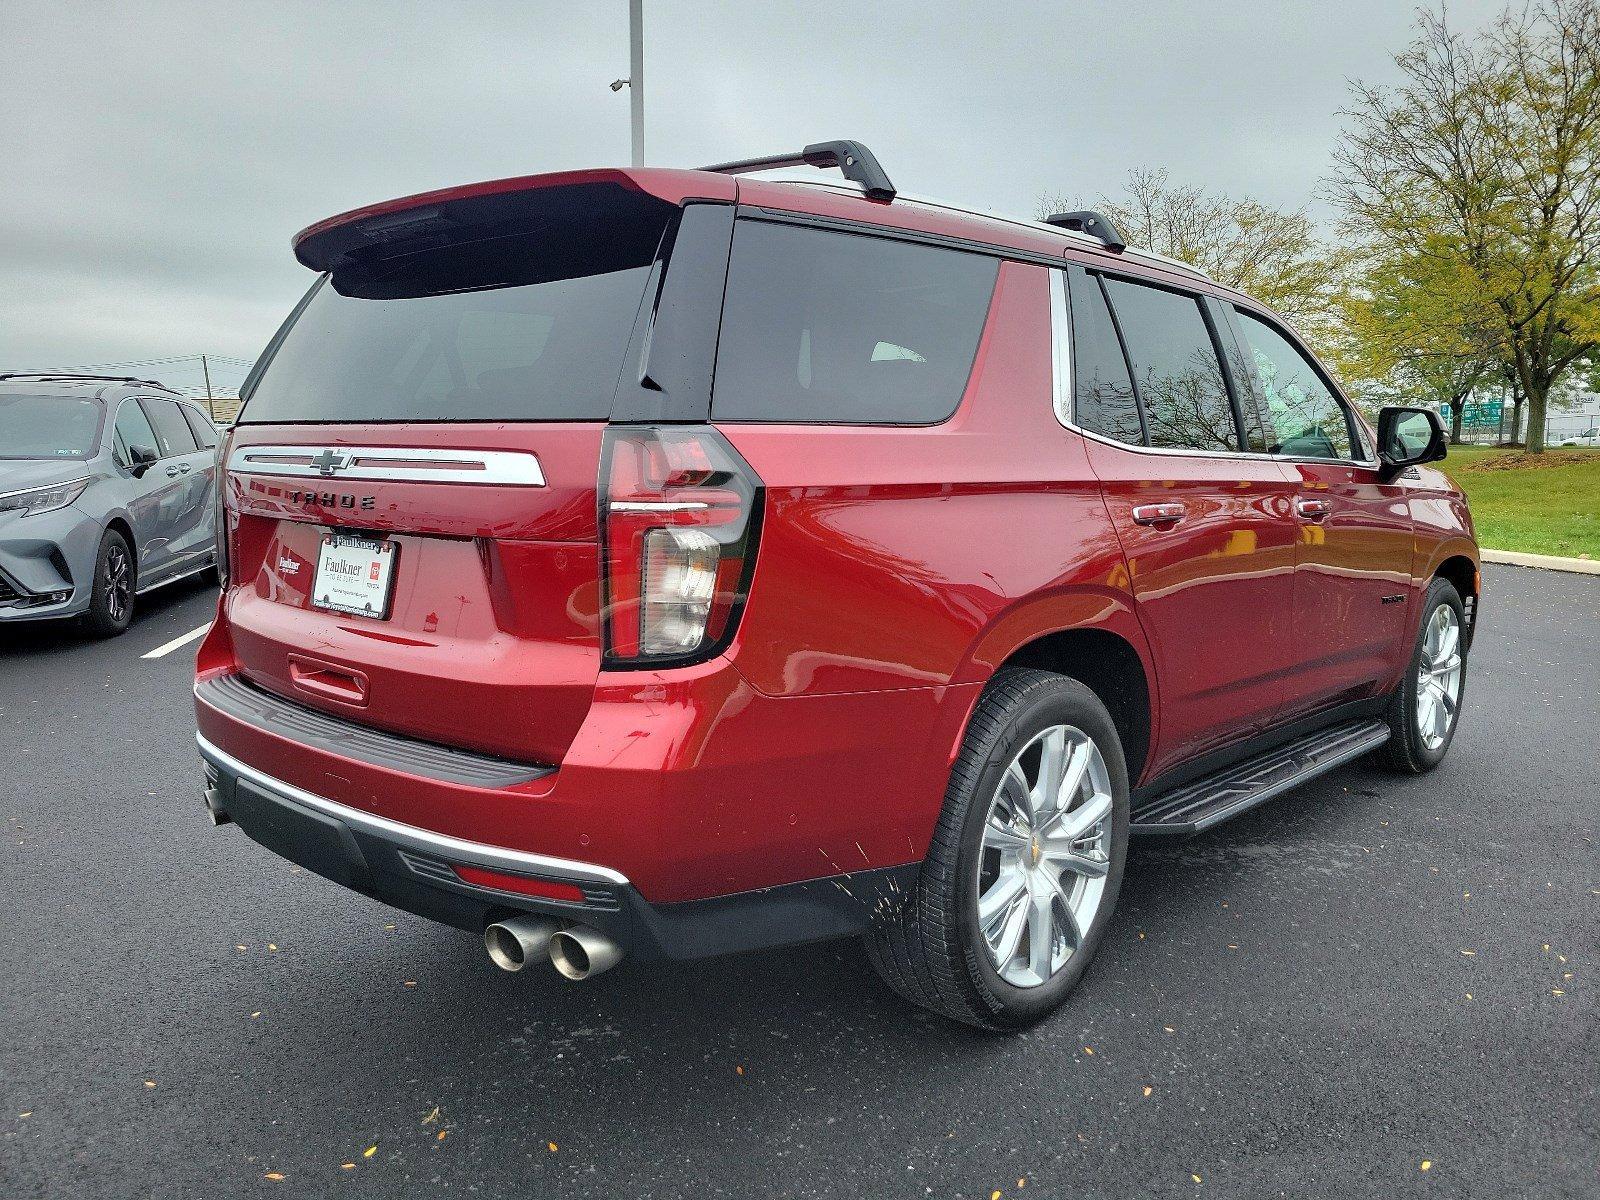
[106,543,131,623]
[976,724,1113,988]
[1416,603,1463,751]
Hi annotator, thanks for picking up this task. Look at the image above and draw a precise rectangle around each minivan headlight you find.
[0,477,92,518]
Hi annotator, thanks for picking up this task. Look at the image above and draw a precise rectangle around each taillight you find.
[599,425,762,667]
[214,428,233,586]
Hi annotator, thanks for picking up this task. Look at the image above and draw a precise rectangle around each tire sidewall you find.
[955,677,1130,1028]
[1397,579,1466,770]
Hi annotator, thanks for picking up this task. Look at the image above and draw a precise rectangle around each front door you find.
[1229,307,1415,718]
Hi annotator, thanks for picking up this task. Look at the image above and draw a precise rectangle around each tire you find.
[1377,577,1467,774]
[82,528,136,638]
[866,668,1130,1031]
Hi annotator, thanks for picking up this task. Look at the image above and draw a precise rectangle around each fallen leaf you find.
[341,1162,355,1170]
[1465,993,1472,1000]
[403,981,417,988]
[1192,1174,1202,1183]
[236,945,247,952]
[422,1107,440,1125]
[548,1141,559,1153]
[1552,989,1565,996]
[18,1113,32,1119]
[1460,949,1476,956]
[991,1192,1002,1200]
[1226,944,1239,950]
[437,1130,448,1141]
[1542,944,1550,952]
[265,1173,285,1181]
[1083,1047,1094,1055]
[144,1081,156,1089]
[250,1012,261,1019]
[1163,1026,1175,1034]
[1143,1086,1153,1097]
[1420,1160,1432,1172]
[268,944,278,952]
[1018,1181,1026,1189]
[363,1145,377,1158]
[735,1065,744,1076]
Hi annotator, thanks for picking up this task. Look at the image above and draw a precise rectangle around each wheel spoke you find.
[989,889,1030,966]
[1002,763,1032,830]
[1436,619,1459,664]
[1027,891,1056,978]
[1032,727,1067,818]
[978,867,1027,924]
[1045,867,1085,947]
[982,819,1028,854]
[1045,791,1112,842]
[1046,847,1110,878]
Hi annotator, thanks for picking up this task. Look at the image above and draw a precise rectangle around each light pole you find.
[610,0,645,166]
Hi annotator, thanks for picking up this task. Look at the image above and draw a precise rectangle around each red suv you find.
[195,142,1478,1029]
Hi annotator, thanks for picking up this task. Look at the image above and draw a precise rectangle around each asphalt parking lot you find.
[1,563,1595,1198]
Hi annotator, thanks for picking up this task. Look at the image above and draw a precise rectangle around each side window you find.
[180,404,219,449]
[113,400,160,467]
[712,220,1000,424]
[1066,270,1143,445]
[1235,310,1355,460]
[142,398,199,458]
[1102,279,1239,453]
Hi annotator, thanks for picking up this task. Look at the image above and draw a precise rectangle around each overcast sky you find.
[1,0,1509,391]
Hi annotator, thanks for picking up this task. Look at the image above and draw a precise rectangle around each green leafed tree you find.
[1331,0,1600,453]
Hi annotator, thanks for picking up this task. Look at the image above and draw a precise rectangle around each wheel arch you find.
[1428,548,1479,649]
[953,589,1157,787]
[101,514,138,587]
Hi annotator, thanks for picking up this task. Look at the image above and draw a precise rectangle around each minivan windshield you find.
[241,260,653,425]
[0,394,104,459]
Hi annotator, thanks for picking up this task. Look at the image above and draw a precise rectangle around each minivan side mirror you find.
[128,444,159,477]
[1376,407,1447,481]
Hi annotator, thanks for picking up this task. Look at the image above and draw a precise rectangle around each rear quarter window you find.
[711,220,999,424]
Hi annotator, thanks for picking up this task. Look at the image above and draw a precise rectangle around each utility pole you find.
[628,0,644,166]
[200,354,215,421]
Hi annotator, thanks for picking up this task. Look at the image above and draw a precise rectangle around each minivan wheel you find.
[1376,577,1467,774]
[82,529,135,638]
[866,668,1129,1031]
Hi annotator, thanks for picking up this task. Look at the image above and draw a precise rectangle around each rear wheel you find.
[1377,577,1466,773]
[866,668,1129,1030]
[82,529,135,638]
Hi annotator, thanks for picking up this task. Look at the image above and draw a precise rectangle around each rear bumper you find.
[198,731,916,961]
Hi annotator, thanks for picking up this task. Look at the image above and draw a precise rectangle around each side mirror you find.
[1376,407,1447,482]
[128,444,159,477]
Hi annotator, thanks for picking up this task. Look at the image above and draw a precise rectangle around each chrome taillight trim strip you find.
[225,444,546,486]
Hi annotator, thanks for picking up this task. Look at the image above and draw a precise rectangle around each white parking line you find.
[141,622,212,660]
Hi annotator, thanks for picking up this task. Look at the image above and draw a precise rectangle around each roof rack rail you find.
[1042,210,1127,253]
[0,372,174,391]
[699,139,895,201]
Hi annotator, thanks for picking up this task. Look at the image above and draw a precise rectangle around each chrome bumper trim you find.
[195,731,629,887]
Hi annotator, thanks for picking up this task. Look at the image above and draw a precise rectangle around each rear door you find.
[140,397,213,572]
[219,178,712,766]
[1068,266,1299,778]
[1229,306,1414,716]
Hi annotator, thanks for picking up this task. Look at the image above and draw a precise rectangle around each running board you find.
[1130,718,1391,836]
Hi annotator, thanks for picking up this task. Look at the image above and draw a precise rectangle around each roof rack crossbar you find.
[0,372,174,390]
[1043,210,1128,253]
[699,139,896,201]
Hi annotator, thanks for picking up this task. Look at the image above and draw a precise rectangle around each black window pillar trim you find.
[1203,295,1267,454]
[610,201,736,424]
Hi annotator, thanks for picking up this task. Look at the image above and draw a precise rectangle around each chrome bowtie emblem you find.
[308,448,353,476]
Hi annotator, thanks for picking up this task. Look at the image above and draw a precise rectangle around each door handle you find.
[165,465,181,477]
[1295,497,1333,521]
[1131,502,1186,526]
[178,463,192,474]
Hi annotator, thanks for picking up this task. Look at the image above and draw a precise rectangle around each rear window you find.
[711,221,999,424]
[0,394,103,459]
[240,184,671,424]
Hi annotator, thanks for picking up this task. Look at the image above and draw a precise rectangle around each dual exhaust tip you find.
[483,914,623,981]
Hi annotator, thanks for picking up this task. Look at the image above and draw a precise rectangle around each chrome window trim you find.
[1048,268,1380,470]
[1048,268,1075,428]
[226,444,547,486]
[196,730,630,887]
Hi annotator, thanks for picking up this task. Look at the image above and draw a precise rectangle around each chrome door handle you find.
[1295,497,1332,520]
[1131,502,1186,526]
[179,463,192,474]
[165,465,181,477]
